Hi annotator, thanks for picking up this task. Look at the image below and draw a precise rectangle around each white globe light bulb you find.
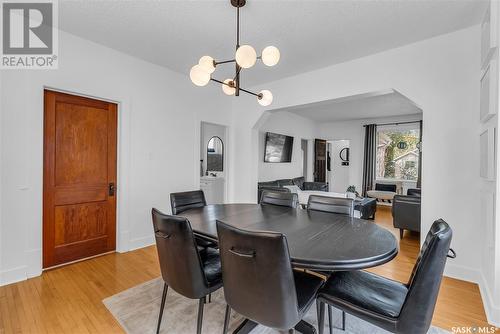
[190,65,210,86]
[222,79,236,95]
[198,56,215,74]
[258,90,273,106]
[261,46,280,66]
[235,45,257,69]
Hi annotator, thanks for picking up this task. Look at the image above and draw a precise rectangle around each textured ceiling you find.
[280,89,422,122]
[59,0,487,85]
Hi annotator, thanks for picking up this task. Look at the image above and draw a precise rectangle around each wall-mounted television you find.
[264,132,293,163]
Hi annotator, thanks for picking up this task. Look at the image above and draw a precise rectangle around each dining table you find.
[181,203,398,334]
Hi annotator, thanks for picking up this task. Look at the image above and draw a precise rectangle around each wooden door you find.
[314,139,327,182]
[43,90,117,268]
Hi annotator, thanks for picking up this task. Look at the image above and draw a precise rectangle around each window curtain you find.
[416,120,423,189]
[362,124,377,196]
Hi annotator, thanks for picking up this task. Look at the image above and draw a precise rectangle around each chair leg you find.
[222,304,231,334]
[341,311,345,330]
[197,297,205,334]
[399,229,404,239]
[156,283,168,334]
[317,300,325,334]
[327,305,333,334]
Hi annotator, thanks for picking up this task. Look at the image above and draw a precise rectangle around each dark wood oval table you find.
[182,203,398,271]
[180,204,399,334]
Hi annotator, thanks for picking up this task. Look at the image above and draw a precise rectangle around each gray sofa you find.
[257,176,327,203]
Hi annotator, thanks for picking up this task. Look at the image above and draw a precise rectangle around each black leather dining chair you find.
[151,208,223,334]
[317,219,454,334]
[260,190,299,208]
[170,190,207,215]
[307,195,354,216]
[216,220,324,333]
[170,190,217,248]
[306,195,354,331]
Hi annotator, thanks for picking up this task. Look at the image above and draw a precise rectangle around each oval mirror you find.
[207,136,223,171]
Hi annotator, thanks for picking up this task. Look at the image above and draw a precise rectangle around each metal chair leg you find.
[341,311,345,331]
[317,300,325,334]
[197,297,205,334]
[222,304,231,334]
[156,283,168,334]
[328,305,333,334]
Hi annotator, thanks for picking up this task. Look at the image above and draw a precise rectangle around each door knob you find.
[109,182,115,196]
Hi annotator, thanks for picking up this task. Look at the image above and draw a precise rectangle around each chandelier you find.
[189,0,280,106]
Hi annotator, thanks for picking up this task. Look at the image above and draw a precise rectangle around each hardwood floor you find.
[0,205,493,333]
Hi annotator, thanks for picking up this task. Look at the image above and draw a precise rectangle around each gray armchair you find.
[392,195,421,239]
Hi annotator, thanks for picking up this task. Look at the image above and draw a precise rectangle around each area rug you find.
[103,277,449,334]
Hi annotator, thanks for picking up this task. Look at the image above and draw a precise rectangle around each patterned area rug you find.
[103,277,449,334]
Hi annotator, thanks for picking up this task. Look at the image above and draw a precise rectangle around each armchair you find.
[392,195,421,239]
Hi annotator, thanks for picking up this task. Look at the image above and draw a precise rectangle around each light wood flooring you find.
[0,205,493,333]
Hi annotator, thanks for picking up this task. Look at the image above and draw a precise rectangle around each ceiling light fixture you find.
[189,0,279,106]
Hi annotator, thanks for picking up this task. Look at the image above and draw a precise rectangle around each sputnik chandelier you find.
[189,0,280,106]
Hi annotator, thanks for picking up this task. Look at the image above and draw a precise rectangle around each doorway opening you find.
[326,140,350,193]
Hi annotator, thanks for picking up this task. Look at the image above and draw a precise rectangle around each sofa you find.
[392,194,421,238]
[257,176,327,203]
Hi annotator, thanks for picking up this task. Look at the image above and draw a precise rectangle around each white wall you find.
[229,25,482,292]
[327,140,350,193]
[258,111,318,181]
[0,30,232,285]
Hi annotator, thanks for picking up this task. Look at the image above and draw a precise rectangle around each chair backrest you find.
[216,221,300,330]
[398,219,453,333]
[260,190,298,208]
[407,188,421,197]
[307,195,354,216]
[392,195,421,231]
[151,208,208,299]
[170,190,206,215]
[375,183,397,192]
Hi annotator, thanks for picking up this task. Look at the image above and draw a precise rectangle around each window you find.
[376,124,420,181]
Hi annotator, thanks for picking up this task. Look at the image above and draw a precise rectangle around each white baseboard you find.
[128,234,155,251]
[0,265,27,286]
[444,262,481,283]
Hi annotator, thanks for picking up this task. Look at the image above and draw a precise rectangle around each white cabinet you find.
[200,177,225,204]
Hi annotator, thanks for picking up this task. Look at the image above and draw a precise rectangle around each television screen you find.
[264,132,293,163]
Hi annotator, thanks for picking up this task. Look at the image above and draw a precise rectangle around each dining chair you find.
[260,190,299,208]
[216,220,324,333]
[307,195,354,216]
[170,190,217,248]
[317,219,454,334]
[170,190,207,214]
[306,194,354,331]
[151,208,223,334]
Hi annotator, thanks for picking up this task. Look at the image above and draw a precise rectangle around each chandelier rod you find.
[210,78,260,98]
[235,3,241,96]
